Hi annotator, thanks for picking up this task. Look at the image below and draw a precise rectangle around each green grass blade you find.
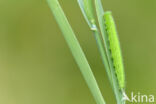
[92,29,112,84]
[94,0,125,104]
[47,0,106,104]
[77,0,92,27]
[77,0,112,85]
[77,0,96,30]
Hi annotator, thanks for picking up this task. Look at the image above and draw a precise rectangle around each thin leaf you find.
[47,0,106,104]
[77,0,112,85]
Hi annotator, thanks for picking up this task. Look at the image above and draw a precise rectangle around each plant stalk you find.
[47,0,106,104]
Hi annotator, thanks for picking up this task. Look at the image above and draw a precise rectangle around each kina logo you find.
[123,92,155,103]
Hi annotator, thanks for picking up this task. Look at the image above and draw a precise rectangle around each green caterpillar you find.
[104,12,125,89]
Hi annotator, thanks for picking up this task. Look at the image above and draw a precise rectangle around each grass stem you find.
[47,0,106,104]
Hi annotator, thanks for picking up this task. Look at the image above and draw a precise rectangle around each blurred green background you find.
[0,0,156,104]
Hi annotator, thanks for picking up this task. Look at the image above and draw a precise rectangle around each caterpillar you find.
[104,12,125,89]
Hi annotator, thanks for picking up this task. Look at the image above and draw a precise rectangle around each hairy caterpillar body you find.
[104,12,125,89]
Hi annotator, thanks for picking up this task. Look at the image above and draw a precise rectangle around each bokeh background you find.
[0,0,156,104]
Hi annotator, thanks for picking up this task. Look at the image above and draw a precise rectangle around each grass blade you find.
[77,0,94,28]
[47,0,106,104]
[77,0,112,85]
